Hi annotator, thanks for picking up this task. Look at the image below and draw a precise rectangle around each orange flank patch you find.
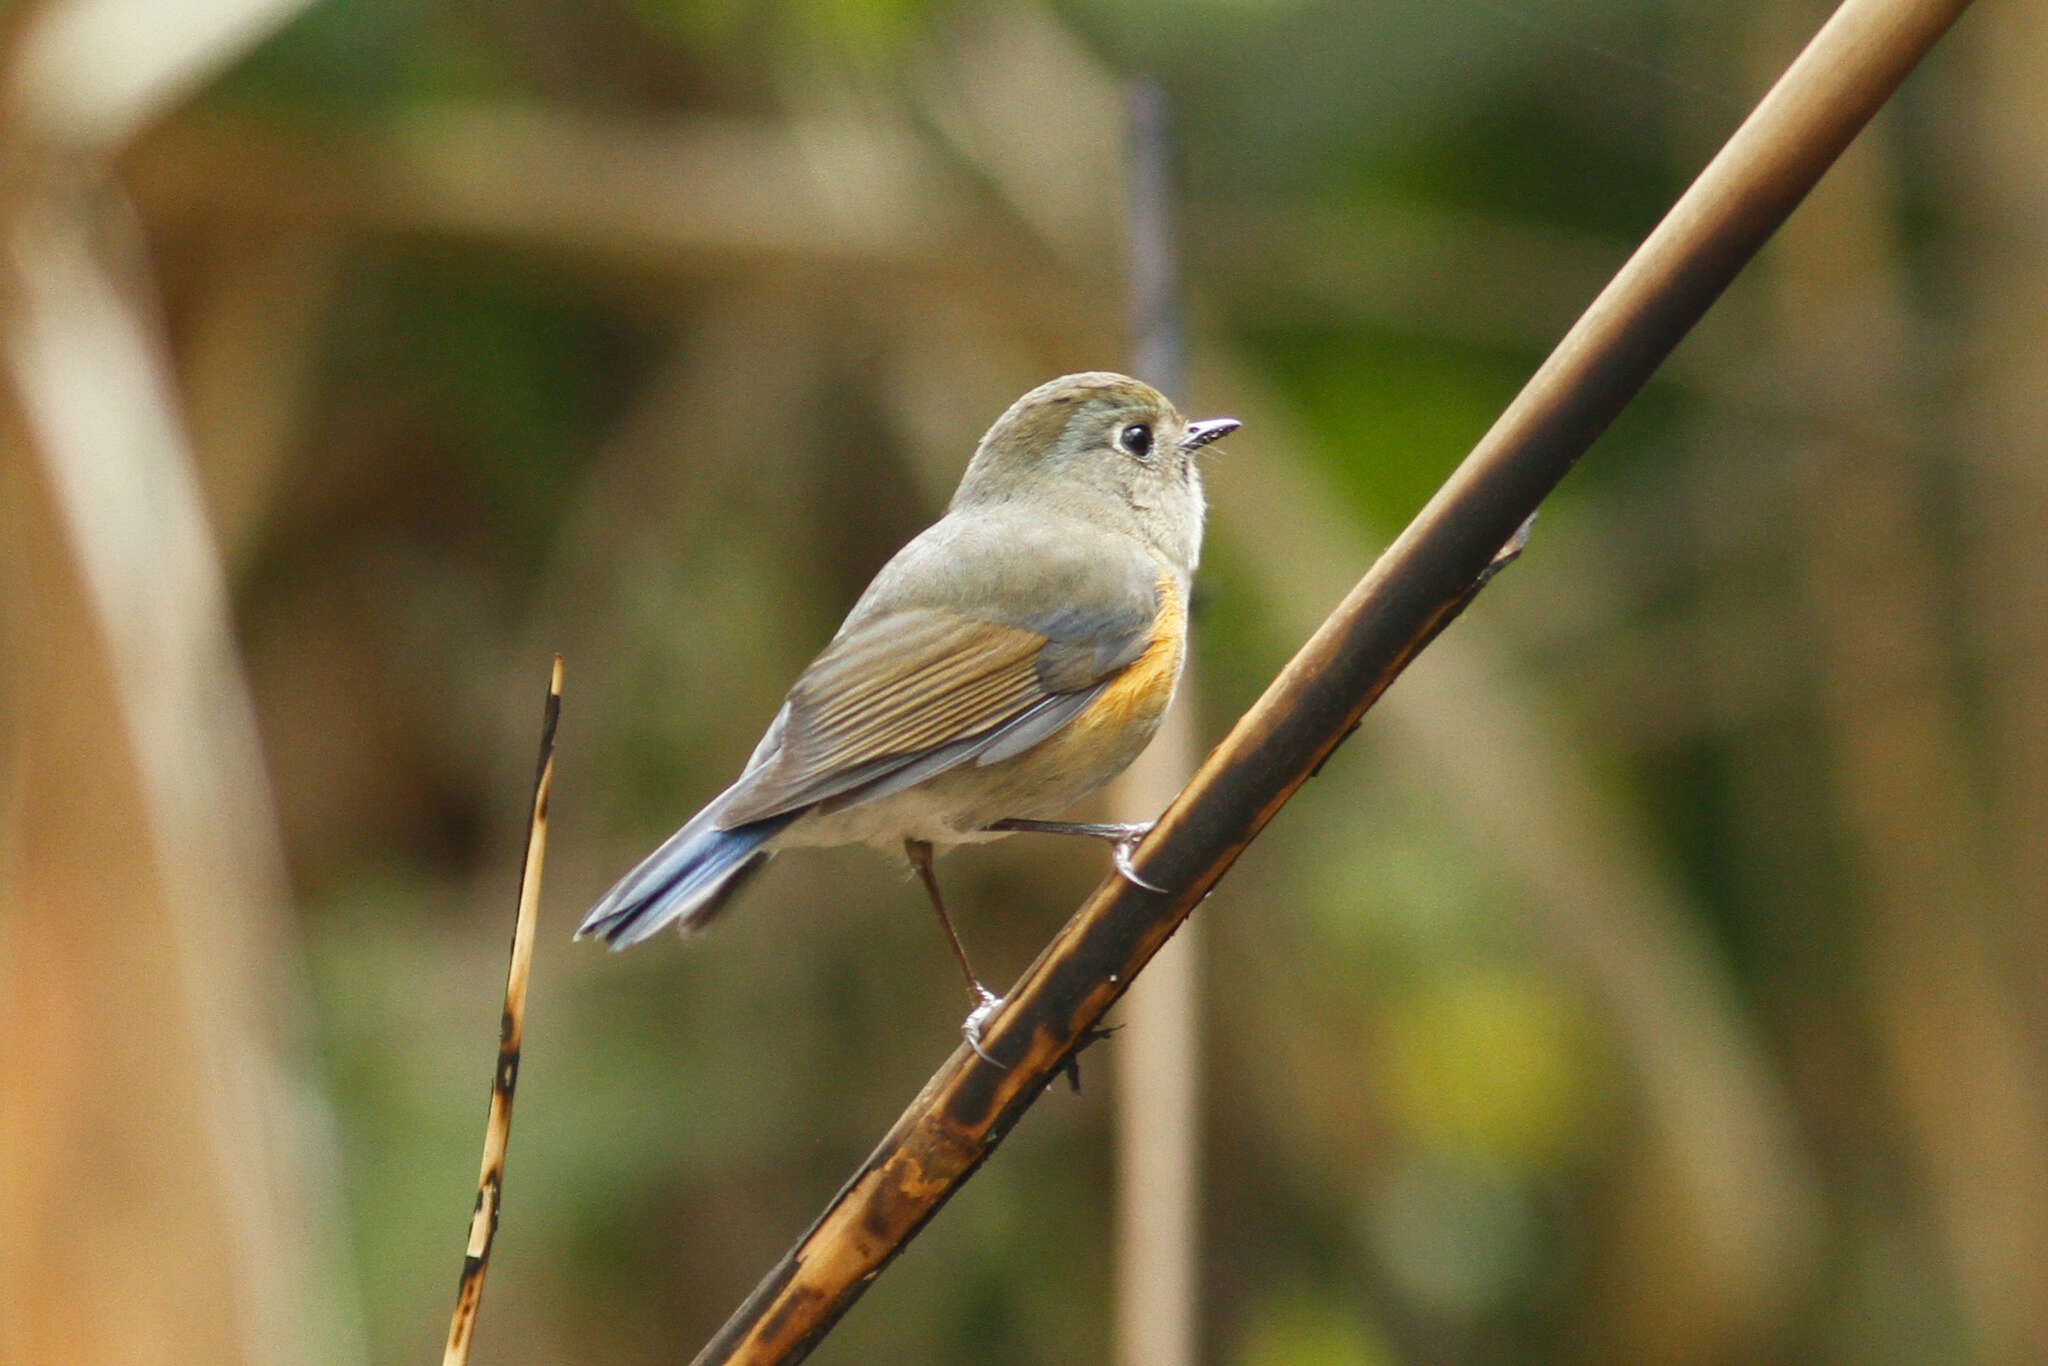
[1071,567,1185,743]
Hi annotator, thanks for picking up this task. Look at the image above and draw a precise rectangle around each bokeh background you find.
[4,1,2044,1364]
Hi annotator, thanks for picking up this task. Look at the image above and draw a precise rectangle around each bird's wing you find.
[715,523,1164,827]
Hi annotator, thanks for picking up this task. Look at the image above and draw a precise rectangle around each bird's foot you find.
[962,985,1004,1064]
[1106,823,1165,893]
[986,818,1165,892]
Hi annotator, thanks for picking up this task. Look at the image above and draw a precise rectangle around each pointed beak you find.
[1181,417,1240,452]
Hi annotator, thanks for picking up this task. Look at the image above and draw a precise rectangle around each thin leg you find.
[904,838,1001,1062]
[985,818,1166,893]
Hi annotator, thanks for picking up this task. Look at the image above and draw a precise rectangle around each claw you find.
[1111,833,1166,893]
[962,987,1004,1064]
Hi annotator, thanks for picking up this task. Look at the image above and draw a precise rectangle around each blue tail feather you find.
[577,805,797,948]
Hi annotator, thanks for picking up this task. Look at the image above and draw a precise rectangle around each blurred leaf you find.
[1379,967,1607,1170]
[1234,1292,1393,1366]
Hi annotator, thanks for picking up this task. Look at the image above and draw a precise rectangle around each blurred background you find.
[3,0,2043,1363]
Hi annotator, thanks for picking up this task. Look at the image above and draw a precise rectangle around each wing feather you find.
[716,603,1151,827]
[788,612,1046,770]
[713,516,1169,829]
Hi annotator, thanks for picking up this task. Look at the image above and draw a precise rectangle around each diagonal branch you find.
[688,0,1974,1361]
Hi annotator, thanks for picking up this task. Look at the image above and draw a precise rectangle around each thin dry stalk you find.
[442,656,562,1366]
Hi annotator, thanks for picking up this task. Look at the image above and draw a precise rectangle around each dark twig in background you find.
[442,656,561,1366]
[1126,80,1181,400]
[685,0,1974,1362]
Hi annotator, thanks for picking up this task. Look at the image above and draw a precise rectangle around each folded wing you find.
[716,571,1159,828]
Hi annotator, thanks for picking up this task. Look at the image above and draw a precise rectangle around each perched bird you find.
[577,372,1237,1050]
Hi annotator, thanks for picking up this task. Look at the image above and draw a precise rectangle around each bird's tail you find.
[576,802,796,948]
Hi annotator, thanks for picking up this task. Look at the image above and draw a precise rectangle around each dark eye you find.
[1119,422,1153,458]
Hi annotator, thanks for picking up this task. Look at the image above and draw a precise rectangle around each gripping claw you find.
[963,987,1004,1064]
[1110,829,1165,893]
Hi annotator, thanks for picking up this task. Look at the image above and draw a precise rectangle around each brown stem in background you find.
[1961,6,2048,1042]
[0,0,341,1349]
[1759,7,2048,1351]
[687,0,1974,1360]
[1112,77,1202,1366]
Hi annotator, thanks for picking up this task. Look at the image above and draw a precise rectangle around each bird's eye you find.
[1119,422,1153,458]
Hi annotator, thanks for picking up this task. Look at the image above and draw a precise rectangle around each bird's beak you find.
[1181,417,1240,452]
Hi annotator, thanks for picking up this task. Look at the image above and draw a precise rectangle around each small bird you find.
[577,372,1237,1051]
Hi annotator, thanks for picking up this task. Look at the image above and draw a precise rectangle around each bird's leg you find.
[904,838,1001,1062]
[984,818,1165,893]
